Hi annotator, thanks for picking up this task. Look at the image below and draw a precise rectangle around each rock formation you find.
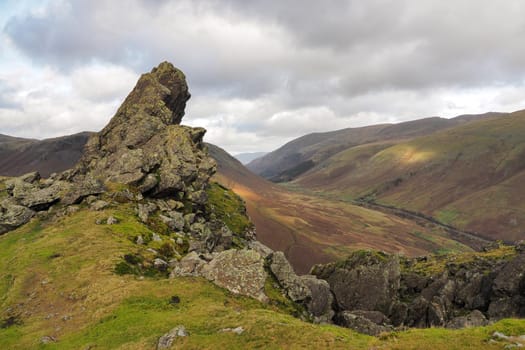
[311,244,525,334]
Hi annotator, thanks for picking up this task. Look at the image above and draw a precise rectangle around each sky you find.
[0,0,524,154]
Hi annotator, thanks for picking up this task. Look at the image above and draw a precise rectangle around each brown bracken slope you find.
[207,144,476,274]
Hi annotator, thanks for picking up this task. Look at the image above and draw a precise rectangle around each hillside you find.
[2,61,525,349]
[294,110,525,242]
[0,132,93,177]
[208,144,483,274]
[2,185,525,349]
[247,113,504,182]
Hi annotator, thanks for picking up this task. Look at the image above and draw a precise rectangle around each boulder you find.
[312,250,400,315]
[300,275,334,323]
[0,199,35,234]
[334,311,390,336]
[201,249,267,302]
[157,325,187,350]
[170,252,206,277]
[268,252,310,302]
[447,310,488,329]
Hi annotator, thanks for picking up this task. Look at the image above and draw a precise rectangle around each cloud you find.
[1,0,525,152]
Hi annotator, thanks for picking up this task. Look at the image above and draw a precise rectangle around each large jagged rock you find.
[268,252,334,323]
[73,62,215,198]
[268,252,310,302]
[312,250,400,316]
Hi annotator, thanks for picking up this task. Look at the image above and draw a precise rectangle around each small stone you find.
[152,233,162,242]
[136,235,144,245]
[90,200,109,211]
[154,258,168,271]
[219,326,245,335]
[41,336,56,344]
[176,237,184,245]
[66,205,80,214]
[106,216,118,225]
[157,325,188,349]
[493,331,510,341]
[62,315,72,321]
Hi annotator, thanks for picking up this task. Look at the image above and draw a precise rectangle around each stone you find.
[0,199,35,234]
[40,336,57,344]
[334,311,390,336]
[157,325,187,350]
[170,252,206,277]
[312,250,400,315]
[247,241,274,258]
[300,275,335,323]
[154,258,168,271]
[136,235,144,245]
[106,216,118,225]
[152,233,162,242]
[447,310,488,329]
[268,251,310,302]
[201,249,267,302]
[90,200,109,211]
[219,326,244,335]
[137,202,157,223]
[138,173,159,194]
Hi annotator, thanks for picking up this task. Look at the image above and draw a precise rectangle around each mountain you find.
[234,151,267,164]
[247,112,504,182]
[293,110,525,242]
[0,132,93,177]
[207,143,486,274]
[1,62,525,348]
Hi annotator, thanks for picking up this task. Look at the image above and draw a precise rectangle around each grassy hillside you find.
[295,110,525,242]
[208,145,474,274]
[1,199,525,349]
[247,113,502,182]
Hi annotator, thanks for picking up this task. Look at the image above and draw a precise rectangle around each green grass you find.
[206,182,253,236]
[435,209,460,225]
[1,203,525,349]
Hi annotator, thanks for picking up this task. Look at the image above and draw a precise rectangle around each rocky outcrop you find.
[312,251,400,316]
[0,198,34,234]
[311,245,525,334]
[268,251,334,323]
[72,62,214,199]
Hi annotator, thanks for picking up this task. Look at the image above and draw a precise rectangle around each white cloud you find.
[1,0,525,153]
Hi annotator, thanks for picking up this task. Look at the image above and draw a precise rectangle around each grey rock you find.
[170,252,206,277]
[219,326,244,335]
[106,216,118,225]
[154,258,168,271]
[447,310,488,329]
[300,275,335,323]
[152,233,162,242]
[137,202,157,223]
[157,325,187,350]
[138,173,159,194]
[335,311,391,336]
[90,200,109,211]
[136,235,144,245]
[247,241,274,258]
[201,249,268,302]
[268,251,310,302]
[40,336,57,344]
[0,199,35,234]
[312,251,400,315]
